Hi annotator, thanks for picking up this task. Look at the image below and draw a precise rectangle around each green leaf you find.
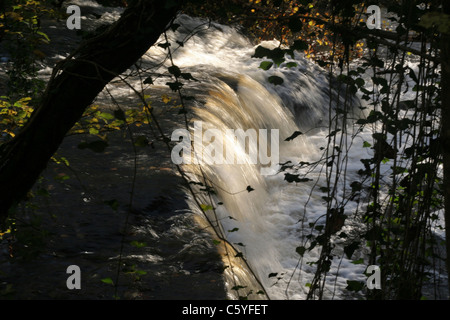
[200,204,213,211]
[130,241,147,248]
[291,40,308,51]
[285,62,298,68]
[351,258,364,265]
[36,31,50,42]
[89,127,99,135]
[346,280,364,292]
[268,272,278,278]
[355,78,365,88]
[228,227,239,233]
[363,141,372,148]
[134,135,149,147]
[418,12,450,34]
[252,45,272,59]
[98,112,114,120]
[259,61,273,70]
[268,75,284,85]
[101,278,114,285]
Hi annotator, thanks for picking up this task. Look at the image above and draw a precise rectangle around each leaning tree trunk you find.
[0,0,181,223]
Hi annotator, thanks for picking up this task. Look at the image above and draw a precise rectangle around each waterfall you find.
[138,14,369,300]
[60,7,372,299]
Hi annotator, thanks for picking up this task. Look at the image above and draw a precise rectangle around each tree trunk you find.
[0,0,181,223]
[441,0,450,298]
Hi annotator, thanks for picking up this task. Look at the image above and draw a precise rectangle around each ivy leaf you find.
[259,61,273,70]
[181,72,198,81]
[296,246,307,257]
[284,173,310,183]
[200,204,213,211]
[346,280,364,292]
[252,45,272,59]
[231,285,247,290]
[143,77,153,85]
[158,42,171,49]
[168,65,182,77]
[170,23,180,32]
[101,278,114,285]
[285,62,298,68]
[246,185,255,192]
[285,131,303,141]
[166,81,184,91]
[344,241,360,259]
[291,39,308,51]
[130,241,147,248]
[268,75,284,85]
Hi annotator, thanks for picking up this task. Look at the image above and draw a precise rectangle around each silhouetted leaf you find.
[296,246,307,257]
[346,280,364,292]
[285,131,303,141]
[166,81,183,91]
[168,65,181,77]
[144,77,153,85]
[344,241,361,259]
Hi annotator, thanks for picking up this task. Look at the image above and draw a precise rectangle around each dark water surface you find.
[0,125,228,299]
[0,2,229,300]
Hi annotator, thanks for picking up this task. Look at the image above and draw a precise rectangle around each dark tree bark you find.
[0,0,181,223]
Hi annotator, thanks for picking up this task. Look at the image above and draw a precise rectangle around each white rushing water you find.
[139,14,373,300]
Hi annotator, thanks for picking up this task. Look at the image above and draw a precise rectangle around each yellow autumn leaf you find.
[161,94,171,104]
